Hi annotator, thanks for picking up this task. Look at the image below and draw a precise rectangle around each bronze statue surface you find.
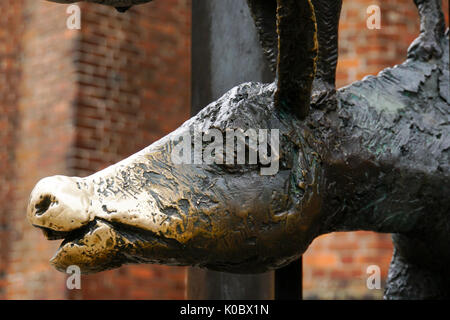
[31,0,450,299]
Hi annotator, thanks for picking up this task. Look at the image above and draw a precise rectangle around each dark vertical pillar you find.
[191,0,274,112]
[189,0,274,300]
[275,258,303,300]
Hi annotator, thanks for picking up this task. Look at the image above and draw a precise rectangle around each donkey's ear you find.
[275,0,318,119]
[247,0,279,75]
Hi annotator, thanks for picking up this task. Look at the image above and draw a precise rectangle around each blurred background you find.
[0,0,448,300]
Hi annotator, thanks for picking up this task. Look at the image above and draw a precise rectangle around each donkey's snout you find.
[27,175,93,233]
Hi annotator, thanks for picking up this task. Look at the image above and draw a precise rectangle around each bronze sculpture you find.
[28,0,449,299]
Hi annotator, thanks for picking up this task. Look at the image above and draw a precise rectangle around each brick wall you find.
[0,0,190,299]
[1,0,78,299]
[0,0,24,300]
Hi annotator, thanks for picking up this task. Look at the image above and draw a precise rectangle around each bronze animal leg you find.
[408,0,446,60]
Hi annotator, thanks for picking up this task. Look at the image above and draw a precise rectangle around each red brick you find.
[304,253,339,268]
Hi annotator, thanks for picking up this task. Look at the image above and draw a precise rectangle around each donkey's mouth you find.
[39,216,188,274]
[33,219,99,244]
[34,217,177,251]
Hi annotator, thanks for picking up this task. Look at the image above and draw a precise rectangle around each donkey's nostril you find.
[35,195,54,216]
